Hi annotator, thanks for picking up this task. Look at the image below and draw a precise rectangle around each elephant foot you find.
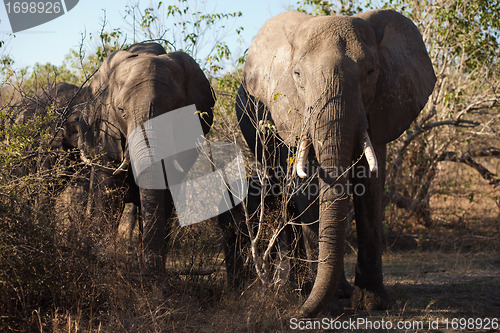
[351,286,389,311]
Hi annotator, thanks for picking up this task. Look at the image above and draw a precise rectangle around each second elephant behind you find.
[78,42,215,273]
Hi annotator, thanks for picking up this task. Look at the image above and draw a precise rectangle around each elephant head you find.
[16,82,84,151]
[240,10,436,317]
[79,43,214,171]
[78,42,214,272]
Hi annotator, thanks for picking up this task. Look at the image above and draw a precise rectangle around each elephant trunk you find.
[298,90,355,317]
[130,103,175,274]
[140,187,168,274]
[298,173,349,317]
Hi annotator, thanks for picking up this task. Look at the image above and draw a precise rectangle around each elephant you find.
[2,82,93,233]
[5,82,87,205]
[78,42,215,274]
[234,9,436,317]
[10,82,145,246]
[11,82,84,165]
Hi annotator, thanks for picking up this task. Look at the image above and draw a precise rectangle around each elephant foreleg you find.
[352,144,389,310]
[217,175,264,288]
[217,204,248,288]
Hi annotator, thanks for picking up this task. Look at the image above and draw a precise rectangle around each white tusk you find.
[112,158,129,175]
[361,131,378,173]
[173,159,185,173]
[80,150,93,166]
[295,139,311,178]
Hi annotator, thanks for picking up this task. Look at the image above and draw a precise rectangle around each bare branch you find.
[437,151,500,187]
[390,117,482,177]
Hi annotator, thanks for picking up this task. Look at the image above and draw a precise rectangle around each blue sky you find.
[0,0,296,69]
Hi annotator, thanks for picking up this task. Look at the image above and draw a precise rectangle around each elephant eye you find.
[117,107,127,119]
[293,69,304,89]
[367,68,375,75]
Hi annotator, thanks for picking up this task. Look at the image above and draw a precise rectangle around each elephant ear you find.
[163,51,215,135]
[80,50,135,162]
[243,11,312,146]
[356,9,436,144]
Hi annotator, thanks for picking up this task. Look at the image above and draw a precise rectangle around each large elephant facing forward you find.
[236,10,436,317]
[78,42,215,273]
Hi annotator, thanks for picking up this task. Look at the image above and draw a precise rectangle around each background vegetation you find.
[0,0,498,331]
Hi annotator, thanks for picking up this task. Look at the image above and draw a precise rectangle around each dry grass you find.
[15,161,493,333]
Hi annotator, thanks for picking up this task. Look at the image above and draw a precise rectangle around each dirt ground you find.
[338,251,500,333]
[159,217,499,332]
[156,249,499,333]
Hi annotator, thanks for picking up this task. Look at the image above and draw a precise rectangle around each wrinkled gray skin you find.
[79,42,214,273]
[237,10,436,317]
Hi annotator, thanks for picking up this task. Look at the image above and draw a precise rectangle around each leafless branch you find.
[437,151,500,187]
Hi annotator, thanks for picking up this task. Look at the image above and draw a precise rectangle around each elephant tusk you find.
[295,139,311,178]
[80,148,130,175]
[80,149,93,166]
[361,131,378,173]
[112,158,130,175]
[173,159,185,173]
[112,148,130,175]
